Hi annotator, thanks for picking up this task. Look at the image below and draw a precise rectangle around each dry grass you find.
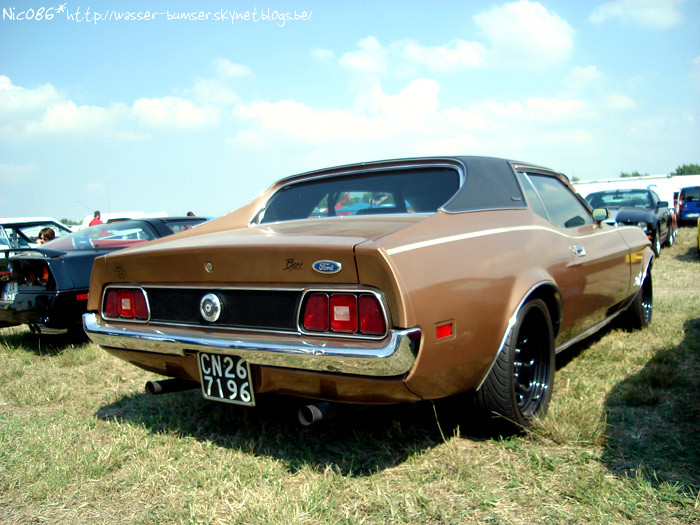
[1,227,698,524]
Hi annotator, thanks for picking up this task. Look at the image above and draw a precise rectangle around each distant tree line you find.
[620,163,700,178]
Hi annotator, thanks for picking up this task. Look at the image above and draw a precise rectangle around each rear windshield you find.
[681,187,700,201]
[46,221,159,251]
[256,168,460,224]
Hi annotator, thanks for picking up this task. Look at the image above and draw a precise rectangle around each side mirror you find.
[592,208,609,222]
[658,201,669,208]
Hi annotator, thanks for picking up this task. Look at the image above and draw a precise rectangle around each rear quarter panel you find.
[357,208,580,398]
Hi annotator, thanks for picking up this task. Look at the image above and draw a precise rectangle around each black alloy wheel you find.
[474,298,555,428]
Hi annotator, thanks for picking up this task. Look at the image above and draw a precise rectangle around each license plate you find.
[686,212,699,218]
[198,352,255,406]
[2,282,17,302]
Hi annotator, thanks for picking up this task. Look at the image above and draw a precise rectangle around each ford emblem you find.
[312,260,342,275]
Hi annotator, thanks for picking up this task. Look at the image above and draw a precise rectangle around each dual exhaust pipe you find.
[145,379,362,426]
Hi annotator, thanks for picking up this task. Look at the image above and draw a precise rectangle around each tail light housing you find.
[300,290,388,338]
[11,260,54,288]
[102,287,149,321]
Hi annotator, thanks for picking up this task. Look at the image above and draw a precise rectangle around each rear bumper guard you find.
[83,313,419,377]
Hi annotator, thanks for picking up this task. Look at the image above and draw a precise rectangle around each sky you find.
[1,0,698,221]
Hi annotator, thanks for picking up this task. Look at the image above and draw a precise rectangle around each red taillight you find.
[104,290,119,318]
[303,293,329,331]
[301,291,386,336]
[358,294,386,335]
[330,294,357,332]
[103,288,148,320]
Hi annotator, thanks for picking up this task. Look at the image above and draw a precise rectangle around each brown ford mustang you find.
[83,156,653,427]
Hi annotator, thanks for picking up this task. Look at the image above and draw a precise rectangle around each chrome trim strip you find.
[83,313,419,377]
[386,224,632,256]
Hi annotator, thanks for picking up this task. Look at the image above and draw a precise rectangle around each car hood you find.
[93,215,427,286]
[607,208,654,223]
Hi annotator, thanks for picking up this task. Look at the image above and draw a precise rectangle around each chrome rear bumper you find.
[83,313,419,377]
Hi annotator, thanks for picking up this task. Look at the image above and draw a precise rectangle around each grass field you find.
[1,227,698,524]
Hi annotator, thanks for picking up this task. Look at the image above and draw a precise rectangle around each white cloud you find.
[339,37,388,75]
[234,79,443,144]
[0,76,62,115]
[232,76,599,156]
[213,58,253,78]
[24,101,124,134]
[401,39,487,71]
[564,66,604,91]
[589,0,684,29]
[474,0,574,69]
[605,93,636,110]
[132,97,219,129]
[190,78,239,105]
[333,3,572,76]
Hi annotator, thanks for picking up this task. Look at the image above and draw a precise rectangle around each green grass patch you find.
[1,227,698,523]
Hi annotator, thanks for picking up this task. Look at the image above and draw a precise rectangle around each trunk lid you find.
[97,215,426,285]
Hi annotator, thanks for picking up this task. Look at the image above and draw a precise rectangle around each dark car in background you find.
[678,186,700,225]
[0,216,206,335]
[585,188,675,256]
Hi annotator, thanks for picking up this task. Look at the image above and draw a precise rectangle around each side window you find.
[528,174,593,228]
[517,171,548,221]
[649,190,661,207]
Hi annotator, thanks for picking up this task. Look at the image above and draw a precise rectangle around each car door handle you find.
[572,245,587,257]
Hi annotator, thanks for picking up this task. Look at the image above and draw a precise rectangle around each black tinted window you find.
[257,168,460,224]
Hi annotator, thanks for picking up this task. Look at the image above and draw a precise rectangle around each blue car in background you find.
[678,186,700,224]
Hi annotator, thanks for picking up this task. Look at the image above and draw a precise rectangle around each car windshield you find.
[255,168,460,224]
[586,190,653,209]
[45,221,159,251]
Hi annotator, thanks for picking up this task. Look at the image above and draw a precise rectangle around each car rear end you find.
[83,215,432,406]
[678,186,700,224]
[0,251,84,333]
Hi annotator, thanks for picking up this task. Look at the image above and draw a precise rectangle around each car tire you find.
[622,266,652,330]
[652,228,661,257]
[474,298,555,428]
